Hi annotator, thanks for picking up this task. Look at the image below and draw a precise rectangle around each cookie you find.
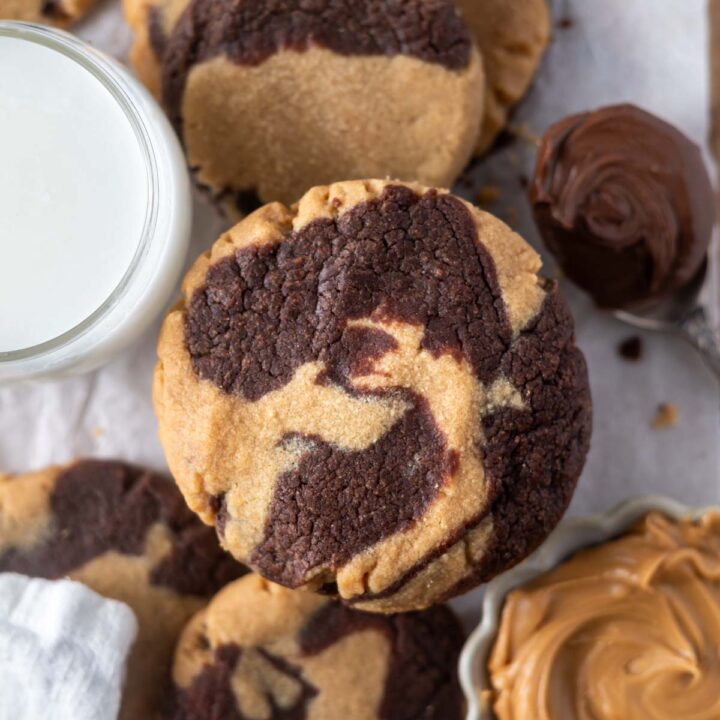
[530,104,715,309]
[0,0,95,26]
[0,459,246,720]
[165,573,466,720]
[454,0,550,154]
[125,0,484,214]
[124,0,186,97]
[154,178,592,613]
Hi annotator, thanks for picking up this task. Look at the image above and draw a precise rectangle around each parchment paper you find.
[1,0,718,627]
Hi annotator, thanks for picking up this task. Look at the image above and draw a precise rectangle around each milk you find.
[0,23,191,380]
[0,35,149,352]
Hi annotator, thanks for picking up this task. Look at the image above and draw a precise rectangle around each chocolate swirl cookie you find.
[0,459,245,720]
[165,573,465,720]
[154,179,592,613]
[531,104,715,309]
[124,0,484,214]
[0,0,95,26]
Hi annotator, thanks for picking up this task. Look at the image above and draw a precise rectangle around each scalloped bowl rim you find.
[459,495,720,720]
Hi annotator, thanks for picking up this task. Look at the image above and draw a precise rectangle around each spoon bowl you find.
[614,262,708,331]
[613,261,720,381]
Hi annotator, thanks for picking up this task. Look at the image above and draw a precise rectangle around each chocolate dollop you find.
[531,104,715,309]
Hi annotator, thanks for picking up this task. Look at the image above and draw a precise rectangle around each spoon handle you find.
[679,306,720,382]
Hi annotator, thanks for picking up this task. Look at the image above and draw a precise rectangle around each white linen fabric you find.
[0,574,137,720]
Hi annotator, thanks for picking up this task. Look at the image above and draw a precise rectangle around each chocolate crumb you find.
[618,335,643,362]
[234,189,262,216]
[557,17,573,29]
[486,128,517,155]
[651,403,678,430]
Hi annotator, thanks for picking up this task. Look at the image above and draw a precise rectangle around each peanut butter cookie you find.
[165,574,465,719]
[154,179,591,613]
[125,0,485,215]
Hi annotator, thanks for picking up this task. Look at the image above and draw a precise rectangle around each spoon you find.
[614,263,720,381]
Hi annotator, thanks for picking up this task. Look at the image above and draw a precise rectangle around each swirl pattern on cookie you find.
[165,574,465,719]
[154,179,591,612]
[125,0,484,212]
[0,459,246,720]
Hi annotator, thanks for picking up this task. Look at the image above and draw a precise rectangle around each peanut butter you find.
[488,511,720,720]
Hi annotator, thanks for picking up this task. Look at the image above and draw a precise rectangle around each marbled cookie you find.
[165,574,465,720]
[154,179,592,613]
[455,0,550,154]
[0,459,246,720]
[0,0,95,25]
[124,0,484,214]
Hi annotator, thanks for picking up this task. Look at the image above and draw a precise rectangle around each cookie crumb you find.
[508,122,541,147]
[557,17,574,29]
[651,403,678,430]
[618,335,643,362]
[476,185,500,206]
[91,426,105,439]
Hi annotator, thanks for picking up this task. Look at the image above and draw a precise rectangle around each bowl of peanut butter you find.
[460,496,720,720]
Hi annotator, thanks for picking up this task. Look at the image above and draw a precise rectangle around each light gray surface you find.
[0,0,718,633]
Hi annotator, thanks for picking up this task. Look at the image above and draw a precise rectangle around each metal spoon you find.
[613,264,720,381]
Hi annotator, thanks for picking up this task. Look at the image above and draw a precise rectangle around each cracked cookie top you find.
[154,179,591,612]
[165,573,465,720]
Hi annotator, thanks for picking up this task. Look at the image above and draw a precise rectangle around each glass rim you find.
[0,21,159,363]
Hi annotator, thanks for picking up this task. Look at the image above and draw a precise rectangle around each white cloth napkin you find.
[0,573,138,720]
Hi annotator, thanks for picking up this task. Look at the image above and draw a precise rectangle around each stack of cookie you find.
[148,175,591,717]
[0,177,591,717]
[0,1,595,718]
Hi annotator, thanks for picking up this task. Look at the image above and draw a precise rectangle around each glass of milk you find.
[0,22,191,381]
